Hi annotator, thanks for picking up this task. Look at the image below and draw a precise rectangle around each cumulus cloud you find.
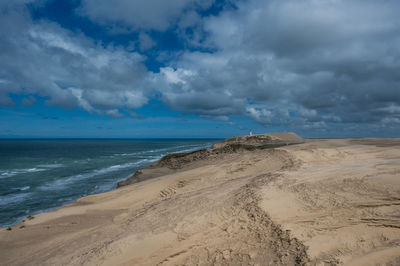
[157,0,400,128]
[106,109,125,118]
[0,2,152,115]
[158,63,248,116]
[1,0,399,132]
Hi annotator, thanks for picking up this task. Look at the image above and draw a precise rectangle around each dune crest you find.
[118,132,304,187]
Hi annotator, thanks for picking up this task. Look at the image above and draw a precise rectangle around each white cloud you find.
[160,67,194,85]
[68,88,95,112]
[155,0,400,126]
[106,109,125,118]
[1,0,400,131]
[0,3,153,116]
[246,107,273,124]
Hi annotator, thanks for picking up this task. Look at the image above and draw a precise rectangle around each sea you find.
[0,139,218,227]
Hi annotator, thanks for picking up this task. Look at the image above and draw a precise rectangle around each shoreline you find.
[1,134,295,228]
[1,134,400,265]
[0,139,218,228]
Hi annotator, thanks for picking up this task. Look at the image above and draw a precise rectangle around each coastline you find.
[0,139,218,228]
[117,132,304,188]
[1,134,400,265]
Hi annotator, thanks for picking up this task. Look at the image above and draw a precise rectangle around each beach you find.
[1,134,400,265]
[0,139,215,227]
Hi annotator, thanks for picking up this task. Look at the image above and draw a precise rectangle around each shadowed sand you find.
[1,134,400,265]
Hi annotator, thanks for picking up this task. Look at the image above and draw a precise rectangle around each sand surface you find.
[1,138,400,265]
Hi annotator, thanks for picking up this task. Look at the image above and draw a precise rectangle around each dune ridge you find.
[117,132,304,187]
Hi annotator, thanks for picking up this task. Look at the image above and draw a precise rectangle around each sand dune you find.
[1,136,400,265]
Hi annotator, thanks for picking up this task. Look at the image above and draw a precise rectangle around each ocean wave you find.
[0,168,46,179]
[153,143,211,157]
[38,159,154,191]
[147,144,211,154]
[0,192,33,207]
[37,164,64,168]
[18,186,30,191]
[112,152,139,157]
[112,149,167,157]
[112,143,211,157]
[111,144,211,168]
[126,143,212,161]
[173,144,211,154]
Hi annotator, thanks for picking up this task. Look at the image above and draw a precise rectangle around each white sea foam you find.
[147,144,208,154]
[37,164,64,168]
[38,159,154,191]
[155,143,212,157]
[0,168,46,179]
[112,143,211,157]
[133,143,212,161]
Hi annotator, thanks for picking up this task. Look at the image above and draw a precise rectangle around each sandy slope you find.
[260,139,400,265]
[1,138,400,265]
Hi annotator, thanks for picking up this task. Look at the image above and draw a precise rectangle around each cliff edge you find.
[117,132,304,187]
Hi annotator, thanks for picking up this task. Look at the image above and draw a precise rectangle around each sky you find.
[0,0,399,138]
